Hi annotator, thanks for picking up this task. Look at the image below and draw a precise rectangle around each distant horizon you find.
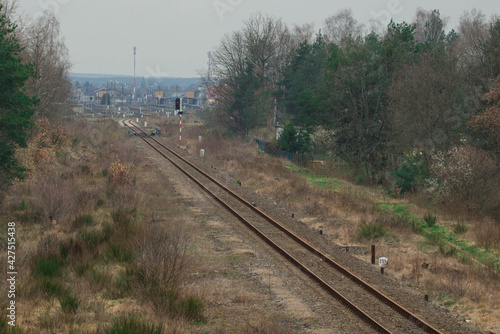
[69,73,203,90]
[69,73,200,80]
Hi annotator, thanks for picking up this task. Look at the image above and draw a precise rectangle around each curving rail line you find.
[124,119,444,334]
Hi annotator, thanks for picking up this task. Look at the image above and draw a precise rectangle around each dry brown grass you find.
[473,219,500,250]
[28,168,79,225]
[0,118,206,333]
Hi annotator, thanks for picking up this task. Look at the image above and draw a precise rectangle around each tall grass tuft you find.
[33,255,63,277]
[423,212,438,227]
[72,213,94,229]
[41,278,65,297]
[178,295,205,322]
[81,229,107,247]
[104,314,163,334]
[106,244,133,263]
[59,293,80,314]
[425,231,444,247]
[453,220,468,235]
[358,221,386,240]
[111,207,136,227]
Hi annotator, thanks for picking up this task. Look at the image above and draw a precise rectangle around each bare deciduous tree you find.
[22,11,72,118]
[291,23,315,45]
[242,13,294,84]
[323,9,364,46]
[457,9,490,67]
[212,13,294,86]
[0,0,19,22]
[208,13,296,135]
[456,10,498,117]
[413,8,448,45]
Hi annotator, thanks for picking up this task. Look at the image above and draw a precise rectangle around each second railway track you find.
[124,119,472,334]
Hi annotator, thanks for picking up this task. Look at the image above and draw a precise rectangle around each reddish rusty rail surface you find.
[124,119,444,334]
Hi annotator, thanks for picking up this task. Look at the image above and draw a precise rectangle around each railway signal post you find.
[176,98,183,145]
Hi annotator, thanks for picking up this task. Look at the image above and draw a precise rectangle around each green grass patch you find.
[376,202,411,217]
[438,292,457,307]
[285,164,343,190]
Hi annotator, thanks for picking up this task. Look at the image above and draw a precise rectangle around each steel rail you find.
[124,120,444,334]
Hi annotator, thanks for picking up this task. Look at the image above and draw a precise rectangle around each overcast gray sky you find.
[16,0,500,78]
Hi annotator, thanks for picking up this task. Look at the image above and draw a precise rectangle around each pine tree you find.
[281,33,327,128]
[0,6,37,190]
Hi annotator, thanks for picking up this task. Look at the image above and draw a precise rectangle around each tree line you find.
[0,0,71,193]
[205,9,500,216]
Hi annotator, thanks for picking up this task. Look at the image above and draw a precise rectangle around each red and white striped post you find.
[179,114,182,145]
[175,97,183,145]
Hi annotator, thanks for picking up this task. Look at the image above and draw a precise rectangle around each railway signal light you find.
[175,98,181,110]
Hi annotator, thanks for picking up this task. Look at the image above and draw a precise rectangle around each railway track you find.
[124,119,458,334]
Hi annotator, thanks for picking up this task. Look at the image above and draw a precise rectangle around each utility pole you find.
[133,46,136,101]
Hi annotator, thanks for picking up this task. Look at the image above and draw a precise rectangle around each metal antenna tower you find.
[133,46,137,100]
